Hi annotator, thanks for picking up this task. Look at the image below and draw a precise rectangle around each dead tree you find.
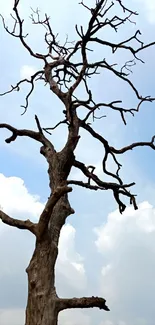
[0,0,155,324]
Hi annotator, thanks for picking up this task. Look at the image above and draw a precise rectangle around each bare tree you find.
[0,0,155,324]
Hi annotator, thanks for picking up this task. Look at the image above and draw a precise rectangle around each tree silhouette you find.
[0,1,155,324]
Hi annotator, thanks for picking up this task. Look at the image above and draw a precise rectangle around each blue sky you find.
[1,1,155,324]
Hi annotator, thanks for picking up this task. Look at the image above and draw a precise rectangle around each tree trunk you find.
[25,235,59,325]
[24,136,109,324]
[25,191,73,325]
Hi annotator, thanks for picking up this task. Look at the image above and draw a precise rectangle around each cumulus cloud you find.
[56,224,86,294]
[95,201,155,325]
[0,173,44,221]
[0,173,86,324]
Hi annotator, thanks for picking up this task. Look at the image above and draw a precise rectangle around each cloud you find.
[95,201,155,325]
[20,65,37,79]
[56,224,86,294]
[135,0,155,23]
[0,173,44,221]
[0,173,86,324]
[0,309,25,325]
[59,309,91,325]
[0,308,91,325]
[99,319,147,325]
[0,0,14,18]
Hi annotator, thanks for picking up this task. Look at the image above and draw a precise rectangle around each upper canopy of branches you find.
[1,0,155,214]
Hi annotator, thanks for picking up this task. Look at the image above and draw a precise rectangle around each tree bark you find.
[25,183,74,325]
[25,234,59,325]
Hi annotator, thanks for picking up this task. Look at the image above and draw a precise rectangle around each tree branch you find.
[0,210,37,235]
[73,159,137,213]
[67,180,105,191]
[43,119,68,135]
[59,296,109,312]
[110,136,155,154]
[73,160,134,190]
[0,123,40,143]
[0,71,44,114]
[0,120,55,153]
[37,186,72,239]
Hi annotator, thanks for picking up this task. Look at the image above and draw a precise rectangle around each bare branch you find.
[0,123,40,143]
[90,35,155,62]
[110,136,155,154]
[0,70,44,113]
[73,160,134,190]
[0,120,55,154]
[0,210,37,235]
[59,296,109,311]
[116,0,138,15]
[43,119,68,135]
[73,159,136,213]
[82,99,137,125]
[35,115,43,134]
[0,3,46,61]
[67,180,105,191]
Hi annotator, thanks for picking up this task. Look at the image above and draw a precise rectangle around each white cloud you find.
[59,309,91,325]
[95,201,155,324]
[20,65,36,79]
[56,224,86,292]
[0,173,44,221]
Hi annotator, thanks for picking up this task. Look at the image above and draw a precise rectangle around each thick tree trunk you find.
[25,234,59,325]
[25,191,73,325]
[24,127,109,324]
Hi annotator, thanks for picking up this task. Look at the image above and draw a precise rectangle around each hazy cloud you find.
[20,65,37,80]
[135,0,155,23]
[95,201,155,325]
[0,309,25,325]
